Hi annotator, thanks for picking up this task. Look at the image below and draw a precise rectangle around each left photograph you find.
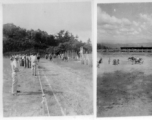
[3,1,93,117]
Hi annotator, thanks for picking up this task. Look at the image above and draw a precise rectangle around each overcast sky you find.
[97,2,152,44]
[3,2,91,42]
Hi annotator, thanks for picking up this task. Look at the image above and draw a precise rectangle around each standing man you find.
[31,53,38,76]
[11,56,20,96]
[26,54,30,68]
[108,57,111,64]
[45,53,48,59]
[29,53,31,68]
[49,53,52,61]
[19,54,22,66]
[24,55,27,68]
[80,47,84,63]
[21,54,24,67]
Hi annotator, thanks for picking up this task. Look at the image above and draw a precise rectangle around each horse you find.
[128,57,143,64]
[128,57,136,61]
[135,58,143,64]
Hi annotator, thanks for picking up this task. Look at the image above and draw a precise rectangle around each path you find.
[3,58,93,116]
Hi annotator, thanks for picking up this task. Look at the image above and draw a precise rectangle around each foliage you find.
[3,23,92,55]
[97,43,109,50]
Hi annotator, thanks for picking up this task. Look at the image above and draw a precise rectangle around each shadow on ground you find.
[97,70,152,117]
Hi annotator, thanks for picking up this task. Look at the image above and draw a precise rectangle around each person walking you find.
[97,58,102,68]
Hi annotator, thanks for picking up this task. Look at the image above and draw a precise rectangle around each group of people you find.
[97,57,120,68]
[45,53,69,61]
[45,53,54,61]
[10,53,40,96]
[113,59,119,65]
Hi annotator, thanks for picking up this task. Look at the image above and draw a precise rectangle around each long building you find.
[120,47,152,52]
[99,47,152,52]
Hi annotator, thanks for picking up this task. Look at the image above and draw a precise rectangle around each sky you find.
[3,2,91,42]
[97,2,152,44]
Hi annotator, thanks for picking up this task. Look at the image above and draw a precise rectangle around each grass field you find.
[3,57,93,117]
[97,53,152,117]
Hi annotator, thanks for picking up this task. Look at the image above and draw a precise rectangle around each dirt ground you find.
[3,57,93,117]
[97,53,152,117]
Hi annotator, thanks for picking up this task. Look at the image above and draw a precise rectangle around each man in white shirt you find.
[31,53,38,76]
[11,56,20,96]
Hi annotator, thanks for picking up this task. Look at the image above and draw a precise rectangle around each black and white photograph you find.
[2,1,93,117]
[97,2,152,117]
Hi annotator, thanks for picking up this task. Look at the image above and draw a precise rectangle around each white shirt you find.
[22,55,24,59]
[11,59,19,72]
[31,55,38,65]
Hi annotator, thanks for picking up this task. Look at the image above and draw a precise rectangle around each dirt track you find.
[97,53,152,117]
[3,58,93,116]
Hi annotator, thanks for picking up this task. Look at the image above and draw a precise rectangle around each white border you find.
[2,0,152,120]
[93,0,97,119]
[1,0,92,4]
[0,0,93,120]
[96,0,152,3]
[0,2,3,119]
[96,0,152,120]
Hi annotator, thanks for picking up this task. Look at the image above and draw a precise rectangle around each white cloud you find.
[140,23,146,30]
[139,13,152,24]
[138,28,142,32]
[133,21,139,26]
[97,7,152,43]
[98,7,131,27]
[98,7,139,36]
[131,30,139,35]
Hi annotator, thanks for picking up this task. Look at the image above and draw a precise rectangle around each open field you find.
[3,57,93,117]
[97,53,152,117]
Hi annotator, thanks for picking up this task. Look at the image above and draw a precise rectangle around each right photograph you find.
[97,2,152,117]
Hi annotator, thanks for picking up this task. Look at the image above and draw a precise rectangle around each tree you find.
[3,23,91,55]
